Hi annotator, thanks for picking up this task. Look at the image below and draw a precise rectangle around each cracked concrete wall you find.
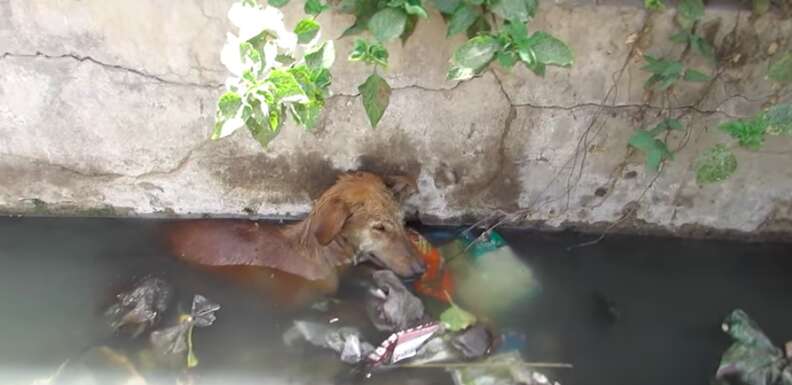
[1,0,791,240]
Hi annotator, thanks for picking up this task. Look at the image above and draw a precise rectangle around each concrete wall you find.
[1,0,791,240]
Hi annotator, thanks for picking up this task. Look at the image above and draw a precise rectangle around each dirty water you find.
[0,217,790,385]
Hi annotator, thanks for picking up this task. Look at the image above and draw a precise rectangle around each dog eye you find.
[372,223,386,232]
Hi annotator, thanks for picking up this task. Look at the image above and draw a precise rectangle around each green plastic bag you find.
[716,309,792,385]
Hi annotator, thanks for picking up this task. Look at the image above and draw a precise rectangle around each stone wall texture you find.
[1,0,791,240]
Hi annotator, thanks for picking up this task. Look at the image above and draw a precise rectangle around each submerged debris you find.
[408,229,455,302]
[32,346,147,385]
[149,295,220,368]
[105,276,174,337]
[716,309,792,385]
[283,320,375,364]
[366,322,443,368]
[451,325,494,360]
[366,270,426,332]
[448,352,562,385]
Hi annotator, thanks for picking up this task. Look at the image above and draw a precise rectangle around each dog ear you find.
[383,175,418,203]
[312,197,351,245]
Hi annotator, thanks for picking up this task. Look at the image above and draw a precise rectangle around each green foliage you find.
[269,0,289,7]
[358,73,391,128]
[764,104,792,136]
[490,0,537,23]
[720,118,766,150]
[369,7,408,42]
[696,144,737,184]
[628,120,678,172]
[641,55,710,91]
[348,39,389,67]
[768,52,792,85]
[644,0,664,11]
[670,31,715,61]
[214,1,334,146]
[447,5,480,37]
[752,0,770,15]
[305,0,330,15]
[676,0,704,29]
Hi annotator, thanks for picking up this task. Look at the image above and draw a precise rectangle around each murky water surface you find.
[0,217,790,385]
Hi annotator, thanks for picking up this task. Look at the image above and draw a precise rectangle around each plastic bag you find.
[366,270,426,332]
[716,309,792,385]
[149,295,220,368]
[105,276,173,337]
[449,351,559,385]
[283,320,375,364]
[408,229,455,302]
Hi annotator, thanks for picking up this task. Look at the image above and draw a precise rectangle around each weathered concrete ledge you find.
[1,0,791,241]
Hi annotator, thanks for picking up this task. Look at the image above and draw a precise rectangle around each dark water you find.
[0,217,790,385]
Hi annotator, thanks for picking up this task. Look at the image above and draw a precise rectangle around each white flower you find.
[228,2,288,42]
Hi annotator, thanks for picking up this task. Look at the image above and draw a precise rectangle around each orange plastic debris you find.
[407,229,454,303]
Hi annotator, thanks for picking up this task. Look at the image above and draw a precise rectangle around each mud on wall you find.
[1,0,791,240]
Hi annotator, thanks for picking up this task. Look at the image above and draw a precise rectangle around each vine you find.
[212,0,791,188]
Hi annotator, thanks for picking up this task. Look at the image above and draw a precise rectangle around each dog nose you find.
[410,259,426,277]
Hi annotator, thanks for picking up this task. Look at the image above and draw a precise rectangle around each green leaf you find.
[644,0,665,11]
[240,42,264,75]
[305,41,336,69]
[401,14,419,44]
[447,5,480,37]
[690,34,716,61]
[696,144,737,184]
[248,113,282,147]
[684,68,711,82]
[720,118,767,150]
[525,31,573,66]
[764,104,792,136]
[348,39,369,62]
[490,0,537,23]
[368,43,390,67]
[676,0,704,28]
[648,117,683,136]
[496,50,518,69]
[404,0,429,18]
[670,31,690,44]
[212,91,244,140]
[268,0,290,7]
[466,16,491,38]
[368,8,408,42]
[294,19,321,44]
[452,35,500,69]
[447,64,477,80]
[768,52,792,84]
[358,73,391,128]
[440,299,477,332]
[432,0,462,14]
[305,0,330,15]
[629,131,672,171]
[291,99,324,129]
[752,0,770,15]
[268,70,308,104]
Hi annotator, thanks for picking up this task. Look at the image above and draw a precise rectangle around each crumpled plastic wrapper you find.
[105,276,173,337]
[450,352,560,385]
[716,309,792,385]
[365,270,426,332]
[283,320,375,364]
[149,295,220,367]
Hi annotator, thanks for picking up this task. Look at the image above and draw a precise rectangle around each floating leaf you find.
[768,53,792,84]
[359,73,391,128]
[369,7,408,42]
[696,144,737,184]
[447,5,480,37]
[294,18,321,44]
[490,0,537,23]
[440,295,477,332]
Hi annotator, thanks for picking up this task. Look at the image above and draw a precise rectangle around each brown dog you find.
[166,172,425,306]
